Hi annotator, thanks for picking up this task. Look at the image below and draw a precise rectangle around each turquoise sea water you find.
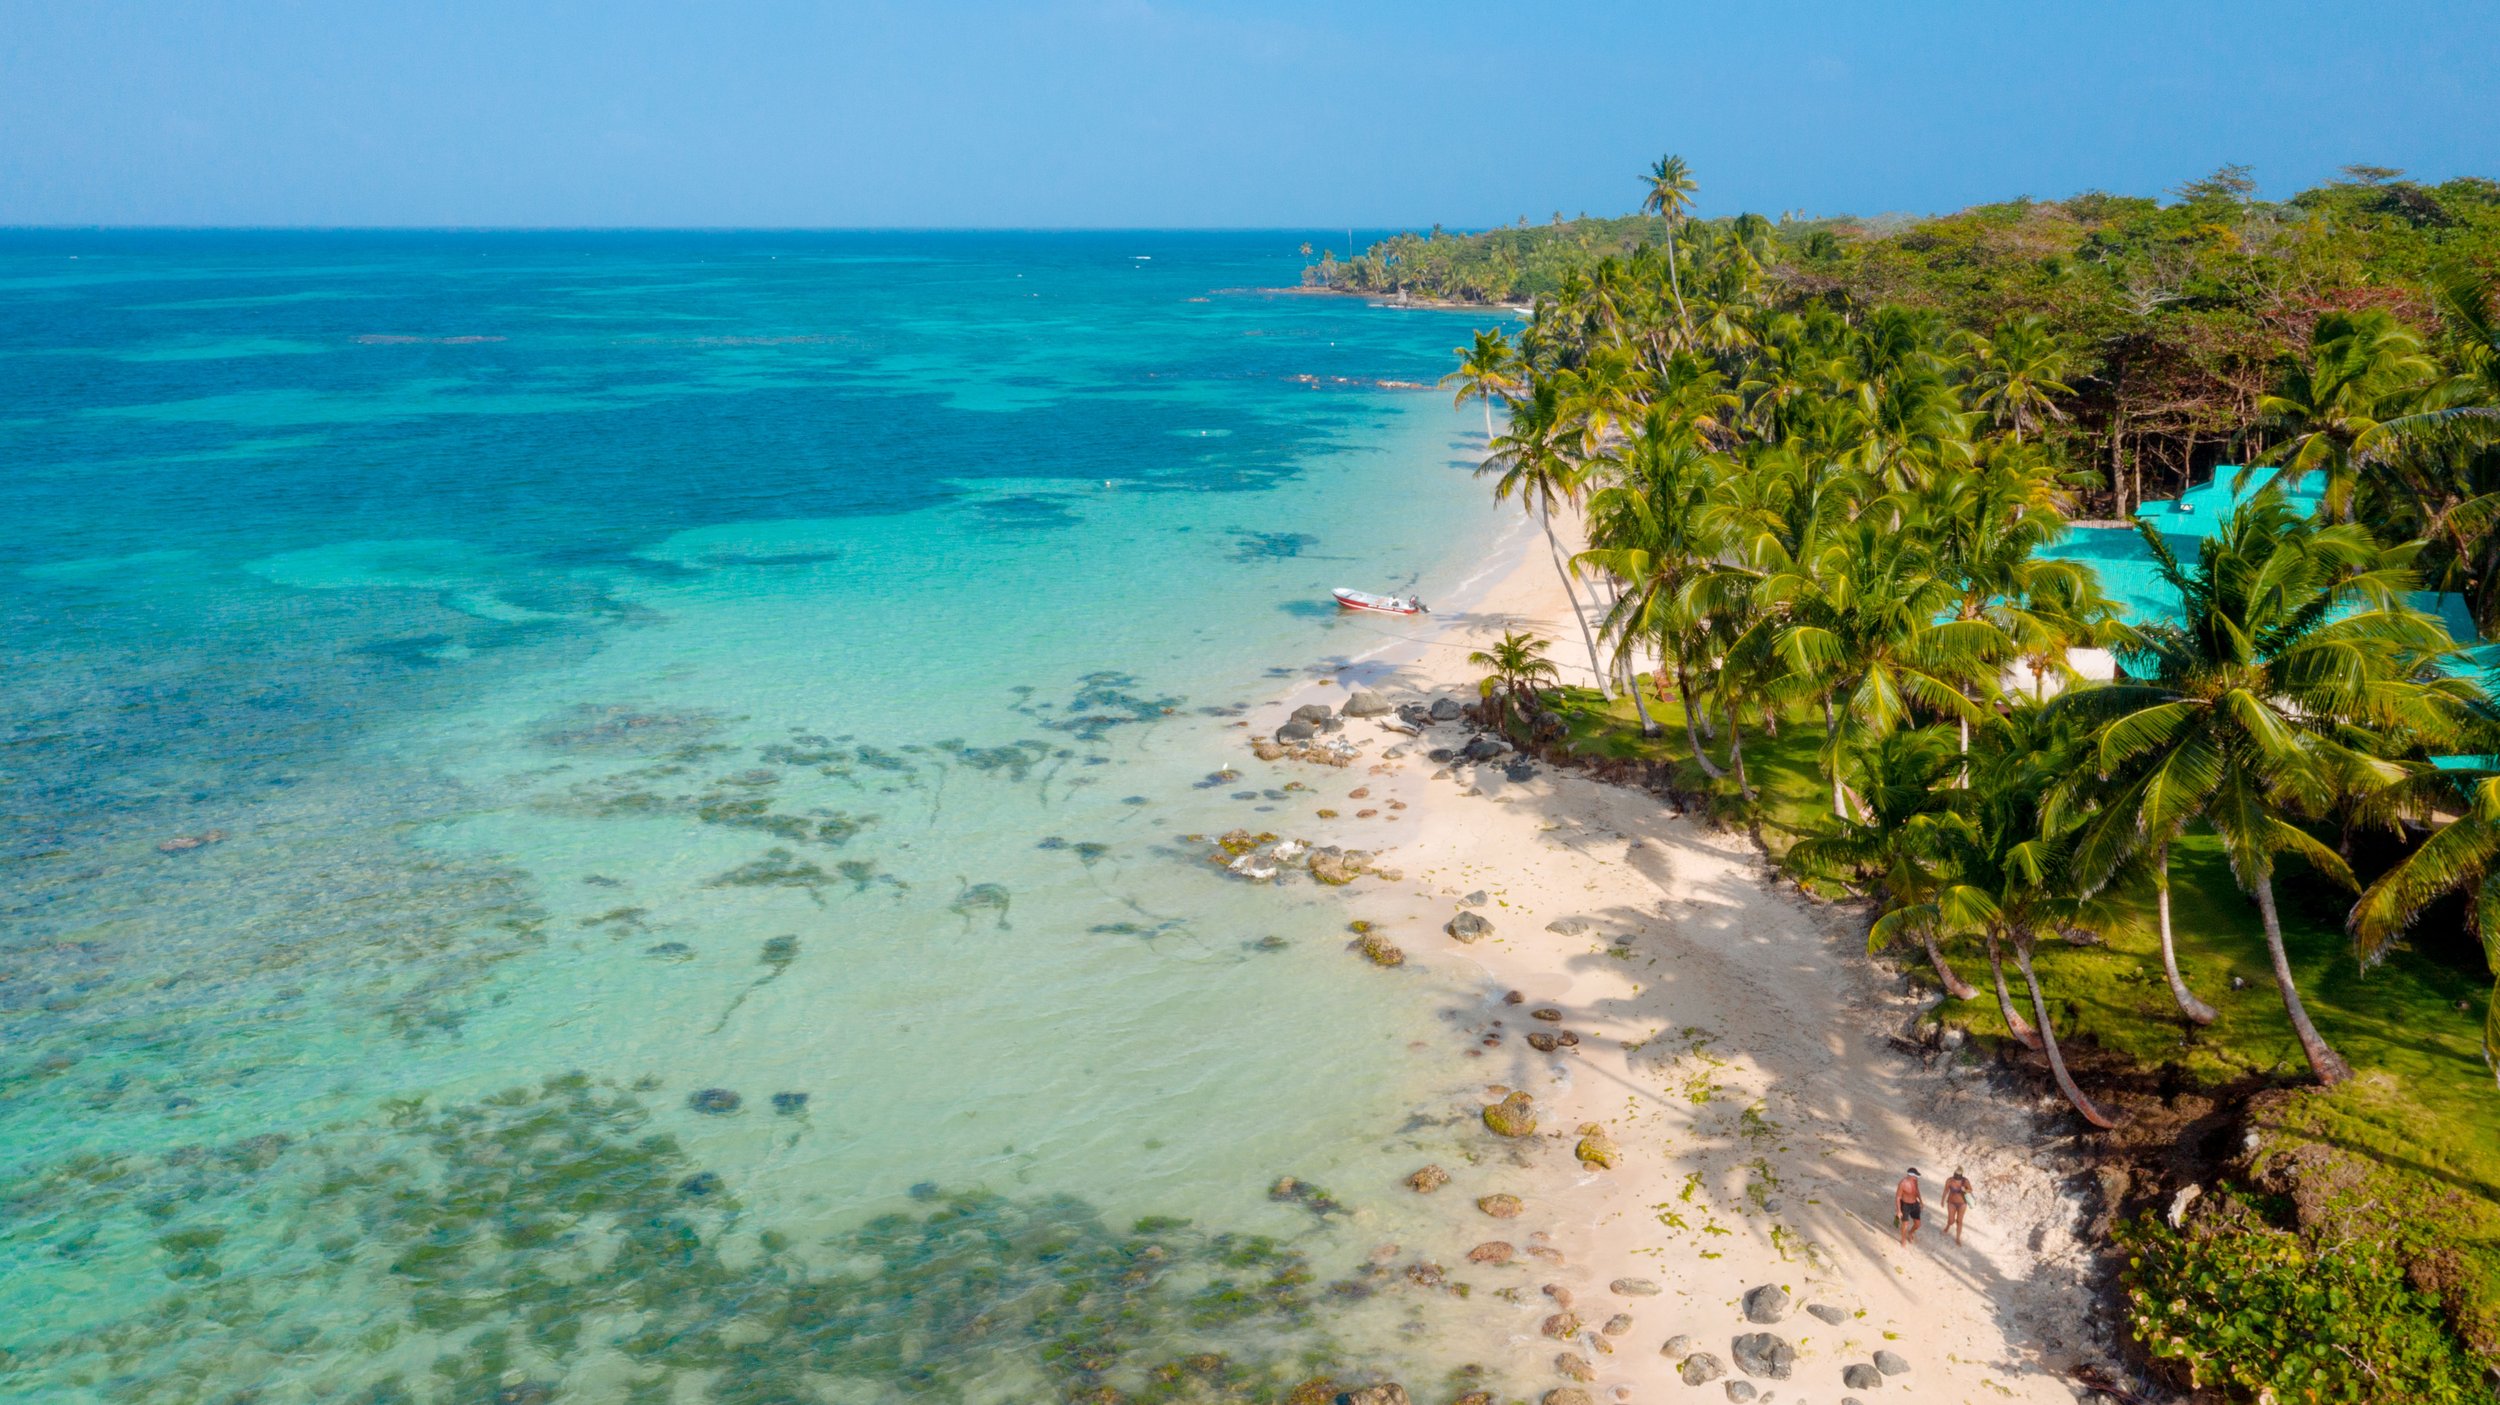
[0,233,1517,1402]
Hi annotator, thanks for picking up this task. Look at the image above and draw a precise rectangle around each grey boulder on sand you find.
[1741,1283,1789,1324]
[1341,689,1392,717]
[1730,1332,1795,1379]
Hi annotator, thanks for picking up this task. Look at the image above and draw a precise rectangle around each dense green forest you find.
[1404,157,2500,1400]
[1316,166,2500,623]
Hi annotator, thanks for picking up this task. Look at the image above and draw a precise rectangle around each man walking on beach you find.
[1944,1169,1973,1245]
[1894,1167,1923,1246]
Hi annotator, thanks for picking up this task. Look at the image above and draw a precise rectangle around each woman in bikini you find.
[1944,1169,1973,1244]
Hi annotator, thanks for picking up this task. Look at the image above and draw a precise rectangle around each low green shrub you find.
[2118,1189,2488,1402]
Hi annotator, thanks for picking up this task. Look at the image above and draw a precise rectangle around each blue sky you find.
[4,0,2496,228]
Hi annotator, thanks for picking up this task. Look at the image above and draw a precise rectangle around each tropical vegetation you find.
[1442,155,2500,1397]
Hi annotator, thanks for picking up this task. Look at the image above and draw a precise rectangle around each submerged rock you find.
[1404,1165,1449,1193]
[1482,1093,1537,1138]
[1552,1351,1593,1380]
[687,1088,741,1115]
[949,882,1012,930]
[770,1092,809,1115]
[1540,1392,1592,1405]
[1332,1385,1408,1405]
[1540,1312,1582,1339]
[644,941,695,961]
[1355,933,1405,967]
[1476,1193,1524,1218]
[1602,1313,1633,1336]
[1465,1240,1513,1264]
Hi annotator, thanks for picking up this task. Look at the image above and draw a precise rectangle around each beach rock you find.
[1573,1124,1619,1169]
[1309,848,1369,885]
[1553,1353,1594,1381]
[1873,1349,1911,1376]
[1805,1303,1847,1326]
[1530,1007,1563,1022]
[1250,737,1288,760]
[677,1171,723,1197]
[769,1092,809,1115]
[1458,736,1508,762]
[1429,698,1465,721]
[1481,1093,1537,1138]
[1542,1283,1572,1306]
[1526,1032,1562,1052]
[1459,889,1488,907]
[1842,1363,1882,1390]
[1678,1352,1725,1385]
[1610,1278,1661,1297]
[1466,1240,1514,1264]
[1730,1333,1794,1380]
[1446,911,1493,943]
[1541,1312,1583,1340]
[1278,720,1318,743]
[687,1088,741,1115]
[1333,1386,1409,1405]
[1449,1395,1492,1405]
[1523,1243,1566,1265]
[1723,1384,1757,1404]
[1661,1334,1695,1361]
[1292,704,1336,724]
[1405,1164,1449,1193]
[1541,1392,1593,1405]
[1476,1193,1524,1218]
[1284,1382,1338,1405]
[1741,1284,1790,1324]
[1270,1176,1305,1201]
[1355,932,1405,967]
[1502,990,1525,1005]
[1601,1314,1633,1336]
[1342,689,1392,718]
[644,941,695,961]
[1545,916,1593,936]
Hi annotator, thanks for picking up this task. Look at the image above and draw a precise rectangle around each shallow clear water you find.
[0,232,1515,1402]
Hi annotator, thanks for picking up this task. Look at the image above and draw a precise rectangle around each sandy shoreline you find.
[1233,509,2115,1403]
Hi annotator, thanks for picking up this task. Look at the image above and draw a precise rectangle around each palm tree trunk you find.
[1724,701,1752,800]
[1625,646,1660,738]
[1985,932,2042,1050]
[2152,844,2219,1025]
[1824,700,1845,819]
[1539,505,1608,698]
[1675,663,1726,780]
[1922,927,1979,1000]
[2250,875,2354,1085]
[1482,401,1495,445]
[2012,934,2121,1128]
[1663,227,1690,340]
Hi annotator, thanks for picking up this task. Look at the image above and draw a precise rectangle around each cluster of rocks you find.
[1202,829,1383,885]
[1659,1284,1909,1397]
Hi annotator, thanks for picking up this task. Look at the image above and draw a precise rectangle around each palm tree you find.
[1943,703,2126,1126]
[2059,500,2473,1083]
[1485,382,1611,696]
[1579,411,1726,747]
[1442,328,1523,443]
[1754,522,2009,819]
[2257,309,2440,521]
[1787,728,1982,999]
[2348,753,2500,1086]
[1966,314,2076,443]
[1468,631,1562,732]
[1639,153,1698,336]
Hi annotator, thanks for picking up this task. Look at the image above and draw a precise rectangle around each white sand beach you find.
[1240,518,2115,1404]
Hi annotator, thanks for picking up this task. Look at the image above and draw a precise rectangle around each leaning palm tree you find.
[1442,328,1523,443]
[1638,153,1698,336]
[1484,381,1610,695]
[1943,703,2129,1127]
[2058,499,2473,1083]
[1468,631,1562,733]
[2349,751,2500,1086]
[1787,728,1983,1000]
[1578,411,1726,747]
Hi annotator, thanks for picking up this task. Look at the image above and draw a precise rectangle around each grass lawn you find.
[1544,678,2500,1344]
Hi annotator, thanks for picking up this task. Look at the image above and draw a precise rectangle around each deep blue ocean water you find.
[0,232,1521,1402]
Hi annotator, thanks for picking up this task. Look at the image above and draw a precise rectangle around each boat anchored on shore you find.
[1333,588,1426,616]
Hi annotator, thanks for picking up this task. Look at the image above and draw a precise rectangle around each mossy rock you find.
[1573,1124,1618,1170]
[1477,1193,1525,1218]
[1356,933,1405,968]
[1482,1093,1537,1138]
